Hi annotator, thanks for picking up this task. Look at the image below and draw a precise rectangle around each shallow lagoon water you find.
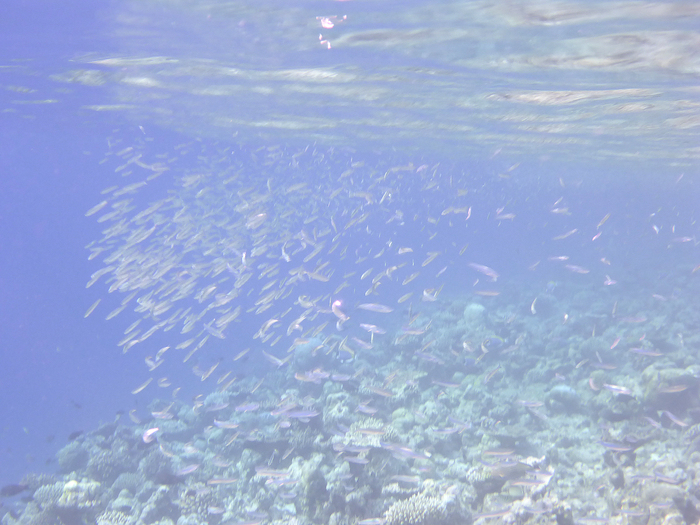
[0,1,699,524]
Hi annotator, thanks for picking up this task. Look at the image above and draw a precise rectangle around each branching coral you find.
[383,481,462,525]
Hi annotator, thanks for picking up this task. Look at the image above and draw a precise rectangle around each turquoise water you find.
[1,1,699,524]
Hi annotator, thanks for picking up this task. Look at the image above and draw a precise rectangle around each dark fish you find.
[154,472,182,485]
[68,430,84,441]
[0,484,28,497]
[464,357,478,372]
[482,336,506,351]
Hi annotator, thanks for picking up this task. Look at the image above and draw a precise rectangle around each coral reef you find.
[383,481,463,525]
[56,480,101,509]
[56,442,89,474]
[95,510,136,525]
[5,259,700,525]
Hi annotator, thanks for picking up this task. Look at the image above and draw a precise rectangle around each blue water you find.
[0,0,698,523]
[0,0,121,485]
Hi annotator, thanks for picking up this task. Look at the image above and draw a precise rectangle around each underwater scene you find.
[1,1,699,525]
